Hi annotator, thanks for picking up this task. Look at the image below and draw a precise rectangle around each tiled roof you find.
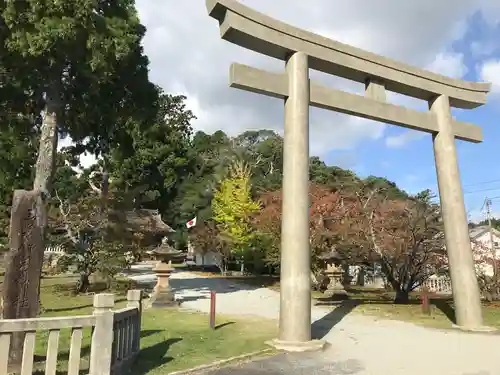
[108,209,175,234]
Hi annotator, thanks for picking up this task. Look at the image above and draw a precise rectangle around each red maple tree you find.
[338,190,447,302]
[253,184,359,274]
[254,184,447,303]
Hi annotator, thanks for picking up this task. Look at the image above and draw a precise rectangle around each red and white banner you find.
[186,217,197,229]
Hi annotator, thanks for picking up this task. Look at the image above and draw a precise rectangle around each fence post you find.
[90,294,115,375]
[209,291,216,329]
[421,287,431,315]
[127,290,143,353]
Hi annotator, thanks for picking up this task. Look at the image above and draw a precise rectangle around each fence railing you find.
[111,291,142,375]
[418,276,453,295]
[0,289,143,375]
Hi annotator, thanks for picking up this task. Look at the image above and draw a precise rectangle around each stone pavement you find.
[197,341,499,375]
[197,350,364,375]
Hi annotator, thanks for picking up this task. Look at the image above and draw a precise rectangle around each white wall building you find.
[469,225,500,277]
[193,252,222,267]
[419,225,500,294]
[186,240,222,267]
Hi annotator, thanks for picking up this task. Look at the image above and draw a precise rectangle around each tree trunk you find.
[3,85,61,367]
[219,258,228,276]
[2,190,45,367]
[33,84,60,193]
[76,272,91,294]
[214,256,225,276]
[105,275,113,290]
[33,84,60,305]
[394,289,410,304]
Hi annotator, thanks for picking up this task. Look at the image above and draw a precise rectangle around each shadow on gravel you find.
[168,276,262,303]
[311,300,361,339]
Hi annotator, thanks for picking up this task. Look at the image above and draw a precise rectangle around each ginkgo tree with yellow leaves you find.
[212,160,261,273]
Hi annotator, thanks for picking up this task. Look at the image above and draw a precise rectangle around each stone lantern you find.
[318,247,348,297]
[149,238,186,308]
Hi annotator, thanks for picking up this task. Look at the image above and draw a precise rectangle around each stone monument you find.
[206,0,493,349]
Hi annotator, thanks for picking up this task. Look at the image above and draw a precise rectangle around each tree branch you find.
[88,170,102,194]
[55,190,79,245]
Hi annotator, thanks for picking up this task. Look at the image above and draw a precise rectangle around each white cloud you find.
[58,136,98,170]
[58,136,72,149]
[480,59,500,95]
[426,52,468,78]
[134,0,500,157]
[385,130,426,148]
[79,152,98,169]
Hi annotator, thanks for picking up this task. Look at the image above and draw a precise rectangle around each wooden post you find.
[209,291,216,329]
[90,294,115,375]
[127,290,143,353]
[421,287,431,315]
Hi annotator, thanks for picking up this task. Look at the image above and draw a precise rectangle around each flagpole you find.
[186,216,197,260]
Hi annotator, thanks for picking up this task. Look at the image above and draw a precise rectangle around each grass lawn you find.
[136,310,276,374]
[324,287,500,330]
[0,273,277,374]
[351,298,500,329]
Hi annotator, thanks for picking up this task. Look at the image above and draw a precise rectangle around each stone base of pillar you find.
[451,324,497,333]
[266,339,326,352]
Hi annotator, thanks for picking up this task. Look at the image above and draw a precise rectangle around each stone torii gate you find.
[206,0,493,350]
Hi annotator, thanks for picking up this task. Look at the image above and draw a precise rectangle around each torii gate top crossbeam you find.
[229,63,483,143]
[206,0,490,110]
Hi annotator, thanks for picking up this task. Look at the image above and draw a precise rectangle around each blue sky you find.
[324,13,500,223]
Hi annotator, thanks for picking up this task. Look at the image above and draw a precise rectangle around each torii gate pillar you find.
[272,52,324,350]
[431,95,485,330]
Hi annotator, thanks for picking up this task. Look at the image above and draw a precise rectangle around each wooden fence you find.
[0,289,143,375]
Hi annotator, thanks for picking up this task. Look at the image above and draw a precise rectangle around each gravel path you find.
[128,267,500,375]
